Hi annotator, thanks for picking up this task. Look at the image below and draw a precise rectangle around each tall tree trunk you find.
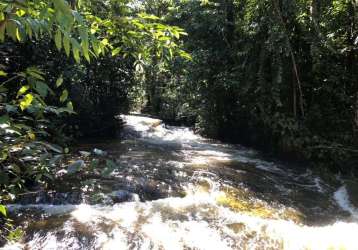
[224,0,235,66]
[272,0,305,118]
[225,0,235,48]
[310,0,321,42]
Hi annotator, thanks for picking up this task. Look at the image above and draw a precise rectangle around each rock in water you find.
[93,148,107,156]
[110,190,139,203]
[67,160,85,174]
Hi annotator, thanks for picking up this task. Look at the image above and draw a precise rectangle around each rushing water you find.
[3,114,358,250]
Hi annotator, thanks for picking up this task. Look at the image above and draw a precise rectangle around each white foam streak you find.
[122,115,200,142]
[6,192,358,250]
[334,185,358,220]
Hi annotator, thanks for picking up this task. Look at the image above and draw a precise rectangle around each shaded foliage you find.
[139,0,358,173]
[0,1,189,243]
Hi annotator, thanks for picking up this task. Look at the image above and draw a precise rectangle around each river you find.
[3,114,358,250]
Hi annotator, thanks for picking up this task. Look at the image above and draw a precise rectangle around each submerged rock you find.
[109,190,139,203]
[67,160,85,174]
[93,148,107,156]
[16,190,82,205]
[139,179,172,201]
[215,186,303,223]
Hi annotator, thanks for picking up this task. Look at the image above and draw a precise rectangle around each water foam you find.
[334,185,358,220]
[5,192,358,250]
[5,115,358,249]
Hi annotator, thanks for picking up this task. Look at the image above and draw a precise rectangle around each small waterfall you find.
[3,114,358,250]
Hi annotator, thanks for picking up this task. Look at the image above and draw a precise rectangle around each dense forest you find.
[0,0,357,247]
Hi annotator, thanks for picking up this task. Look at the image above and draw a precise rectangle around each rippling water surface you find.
[3,114,358,250]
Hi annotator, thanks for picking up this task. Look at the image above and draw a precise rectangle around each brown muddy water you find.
[2,114,358,250]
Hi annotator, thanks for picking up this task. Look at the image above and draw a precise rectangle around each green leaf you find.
[0,114,10,124]
[60,89,68,102]
[138,13,160,20]
[34,81,50,97]
[0,205,7,217]
[66,101,73,111]
[112,47,121,56]
[52,0,72,15]
[71,39,81,63]
[54,29,62,50]
[101,38,109,46]
[0,70,7,77]
[7,228,24,242]
[57,107,75,114]
[0,22,5,42]
[159,36,171,41]
[92,40,101,56]
[17,85,30,97]
[79,26,88,41]
[63,33,71,57]
[16,27,21,41]
[19,93,33,110]
[25,20,33,39]
[179,50,192,61]
[81,40,90,62]
[56,76,63,87]
[26,67,45,81]
[6,20,18,41]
